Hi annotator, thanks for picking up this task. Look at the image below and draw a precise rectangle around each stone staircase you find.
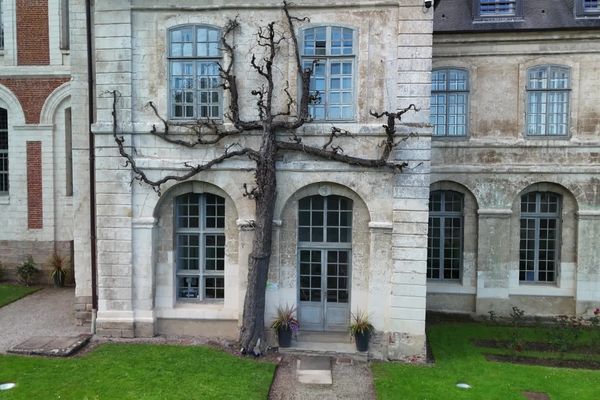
[278,330,368,362]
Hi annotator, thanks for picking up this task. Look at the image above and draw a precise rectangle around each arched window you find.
[430,68,469,137]
[168,25,222,119]
[519,192,561,282]
[0,108,8,194]
[526,65,570,136]
[427,190,463,280]
[297,195,352,331]
[301,26,355,121]
[175,193,225,300]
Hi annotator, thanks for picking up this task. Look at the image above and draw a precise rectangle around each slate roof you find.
[434,0,600,33]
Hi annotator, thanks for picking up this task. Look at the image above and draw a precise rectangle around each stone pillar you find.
[132,217,157,337]
[575,211,600,314]
[475,209,513,314]
[93,0,135,338]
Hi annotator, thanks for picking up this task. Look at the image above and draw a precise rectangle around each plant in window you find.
[111,1,420,354]
[270,304,299,348]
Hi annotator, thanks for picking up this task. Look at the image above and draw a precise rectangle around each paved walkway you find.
[0,288,89,353]
[269,355,376,400]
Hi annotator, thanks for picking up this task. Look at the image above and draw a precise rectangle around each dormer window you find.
[480,0,516,16]
[583,0,599,12]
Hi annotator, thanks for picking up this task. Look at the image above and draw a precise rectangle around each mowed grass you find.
[372,323,600,400]
[0,343,275,400]
[0,284,40,308]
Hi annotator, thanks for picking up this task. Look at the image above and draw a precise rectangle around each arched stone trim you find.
[509,181,578,301]
[276,181,371,316]
[0,83,26,125]
[153,180,240,311]
[427,180,478,297]
[40,82,71,125]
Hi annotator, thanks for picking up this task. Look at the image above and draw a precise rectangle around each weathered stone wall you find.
[91,0,433,359]
[429,30,600,317]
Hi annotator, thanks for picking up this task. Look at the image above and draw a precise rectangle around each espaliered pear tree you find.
[111,1,418,352]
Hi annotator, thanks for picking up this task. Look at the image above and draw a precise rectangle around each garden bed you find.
[485,353,600,370]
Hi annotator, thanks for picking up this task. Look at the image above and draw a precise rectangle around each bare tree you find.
[111,1,418,352]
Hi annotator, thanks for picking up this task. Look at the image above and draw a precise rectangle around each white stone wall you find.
[91,0,433,358]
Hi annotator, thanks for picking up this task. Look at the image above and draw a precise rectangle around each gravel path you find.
[0,288,89,353]
[269,355,376,400]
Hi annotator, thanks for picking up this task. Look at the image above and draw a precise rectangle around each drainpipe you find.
[85,0,98,333]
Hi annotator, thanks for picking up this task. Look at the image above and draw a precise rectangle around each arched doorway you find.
[297,194,352,331]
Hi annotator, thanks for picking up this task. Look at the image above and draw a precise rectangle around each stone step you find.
[295,330,351,343]
[296,356,332,385]
[279,340,367,362]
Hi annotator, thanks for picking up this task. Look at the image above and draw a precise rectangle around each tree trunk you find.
[240,129,277,351]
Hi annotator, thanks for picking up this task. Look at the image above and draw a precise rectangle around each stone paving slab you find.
[297,356,332,385]
[7,334,92,357]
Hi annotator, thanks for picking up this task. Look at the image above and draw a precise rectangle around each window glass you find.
[430,69,469,137]
[427,190,463,280]
[175,193,226,300]
[169,26,222,119]
[302,27,355,121]
[526,66,570,136]
[0,108,8,194]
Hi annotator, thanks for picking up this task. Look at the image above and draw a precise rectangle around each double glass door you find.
[298,249,350,331]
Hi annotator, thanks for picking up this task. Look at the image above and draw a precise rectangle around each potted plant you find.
[270,304,299,348]
[48,252,68,288]
[350,310,374,352]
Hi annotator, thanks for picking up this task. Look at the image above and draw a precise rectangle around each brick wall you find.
[27,141,43,229]
[16,0,50,65]
[0,78,69,124]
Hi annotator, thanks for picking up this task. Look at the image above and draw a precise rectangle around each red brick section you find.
[27,141,43,229]
[16,0,50,65]
[0,78,69,124]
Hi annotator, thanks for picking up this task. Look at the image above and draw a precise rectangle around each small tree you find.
[111,2,419,352]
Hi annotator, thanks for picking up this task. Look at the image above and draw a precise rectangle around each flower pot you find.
[354,331,370,352]
[277,327,293,348]
[52,270,66,288]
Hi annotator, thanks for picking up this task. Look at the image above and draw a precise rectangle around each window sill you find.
[427,280,476,294]
[432,135,469,141]
[0,195,9,205]
[524,135,571,141]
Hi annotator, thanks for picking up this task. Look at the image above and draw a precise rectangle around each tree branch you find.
[111,91,258,195]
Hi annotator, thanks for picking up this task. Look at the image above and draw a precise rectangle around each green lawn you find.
[0,284,39,308]
[0,343,275,399]
[373,323,600,400]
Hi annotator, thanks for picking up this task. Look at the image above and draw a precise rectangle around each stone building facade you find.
[427,0,600,318]
[77,0,433,360]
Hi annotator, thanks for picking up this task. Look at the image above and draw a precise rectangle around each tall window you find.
[427,190,463,280]
[169,25,222,119]
[479,0,517,15]
[175,193,225,300]
[302,26,355,121]
[60,0,70,50]
[430,68,468,137]
[519,192,561,283]
[0,0,4,49]
[526,66,570,136]
[298,195,352,304]
[0,108,8,194]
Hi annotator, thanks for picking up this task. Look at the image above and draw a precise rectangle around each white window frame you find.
[168,25,223,120]
[175,193,226,302]
[0,107,8,194]
[300,26,356,122]
[525,65,571,138]
[430,68,469,138]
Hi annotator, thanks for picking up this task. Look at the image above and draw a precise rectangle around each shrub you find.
[17,256,39,286]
